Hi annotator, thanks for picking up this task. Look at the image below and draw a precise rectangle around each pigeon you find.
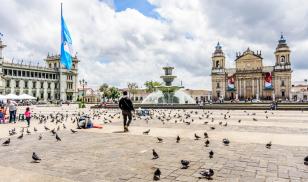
[209,150,214,158]
[63,124,66,129]
[205,139,210,147]
[44,126,50,131]
[17,133,23,139]
[176,135,180,143]
[200,169,214,179]
[38,134,42,140]
[71,129,77,134]
[51,129,56,135]
[266,141,272,149]
[153,168,161,181]
[194,133,201,140]
[152,149,159,159]
[157,137,163,143]
[143,129,150,135]
[253,118,258,121]
[181,160,190,169]
[222,138,230,146]
[210,126,215,130]
[238,119,241,123]
[55,134,61,141]
[2,138,10,146]
[32,152,41,163]
[34,127,38,132]
[304,156,308,165]
[204,132,208,139]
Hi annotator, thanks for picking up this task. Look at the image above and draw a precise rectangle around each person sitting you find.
[77,115,93,129]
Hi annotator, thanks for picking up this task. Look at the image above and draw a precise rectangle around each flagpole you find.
[61,3,63,41]
[60,2,63,101]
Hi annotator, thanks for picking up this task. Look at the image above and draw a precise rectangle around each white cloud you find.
[0,0,307,91]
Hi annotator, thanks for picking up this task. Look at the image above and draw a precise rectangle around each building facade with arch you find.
[211,34,292,101]
[0,38,78,101]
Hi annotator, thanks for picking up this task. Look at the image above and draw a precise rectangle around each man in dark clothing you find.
[119,91,134,132]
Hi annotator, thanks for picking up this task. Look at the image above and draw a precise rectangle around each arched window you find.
[216,61,220,68]
[54,63,57,68]
[280,56,285,63]
[281,80,285,86]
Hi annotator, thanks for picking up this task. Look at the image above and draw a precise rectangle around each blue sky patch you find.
[113,0,161,19]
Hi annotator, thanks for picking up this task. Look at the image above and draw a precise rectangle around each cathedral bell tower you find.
[212,42,225,70]
[273,33,292,101]
[274,33,291,69]
[211,42,226,100]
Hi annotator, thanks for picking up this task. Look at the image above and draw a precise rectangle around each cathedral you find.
[211,34,292,101]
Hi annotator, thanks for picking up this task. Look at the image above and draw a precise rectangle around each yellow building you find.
[211,34,292,101]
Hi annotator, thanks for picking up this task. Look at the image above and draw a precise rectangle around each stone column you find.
[236,78,239,100]
[51,82,55,100]
[29,80,32,96]
[43,81,48,101]
[36,81,40,99]
[252,79,255,98]
[256,78,259,100]
[239,79,241,98]
[243,79,246,98]
[20,80,24,94]
[10,79,15,94]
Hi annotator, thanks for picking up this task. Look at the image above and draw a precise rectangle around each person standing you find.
[24,107,31,127]
[119,91,134,132]
[7,100,17,123]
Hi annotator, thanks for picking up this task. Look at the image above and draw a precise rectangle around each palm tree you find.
[144,81,161,93]
[127,82,138,100]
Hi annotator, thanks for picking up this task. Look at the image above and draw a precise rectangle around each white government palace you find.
[0,38,78,102]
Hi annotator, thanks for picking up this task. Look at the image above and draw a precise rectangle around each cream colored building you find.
[291,81,308,101]
[0,38,79,101]
[211,34,292,101]
[78,87,101,103]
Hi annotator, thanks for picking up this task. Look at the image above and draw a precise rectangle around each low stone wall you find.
[91,102,308,110]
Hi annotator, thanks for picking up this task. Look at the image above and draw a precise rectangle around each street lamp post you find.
[79,79,87,103]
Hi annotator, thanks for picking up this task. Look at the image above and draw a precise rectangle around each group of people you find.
[0,100,31,127]
[0,91,133,131]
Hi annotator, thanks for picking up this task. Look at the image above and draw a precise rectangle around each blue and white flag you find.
[60,4,73,70]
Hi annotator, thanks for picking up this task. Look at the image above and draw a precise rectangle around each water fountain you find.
[142,66,195,104]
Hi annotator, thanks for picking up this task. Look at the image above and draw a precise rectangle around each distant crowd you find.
[0,100,31,126]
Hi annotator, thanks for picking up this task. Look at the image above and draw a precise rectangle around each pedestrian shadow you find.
[112,131,126,133]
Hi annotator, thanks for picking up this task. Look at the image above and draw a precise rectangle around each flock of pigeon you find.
[1,108,307,181]
[1,110,106,162]
[137,109,308,180]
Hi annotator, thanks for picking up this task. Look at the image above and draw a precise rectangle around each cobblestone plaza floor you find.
[0,105,307,182]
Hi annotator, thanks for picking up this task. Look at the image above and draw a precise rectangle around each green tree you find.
[144,81,161,93]
[127,82,138,99]
[107,86,121,100]
[99,83,109,98]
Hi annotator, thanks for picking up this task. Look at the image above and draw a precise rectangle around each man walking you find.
[119,91,134,132]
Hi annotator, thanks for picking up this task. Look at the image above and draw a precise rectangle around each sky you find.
[0,0,308,90]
